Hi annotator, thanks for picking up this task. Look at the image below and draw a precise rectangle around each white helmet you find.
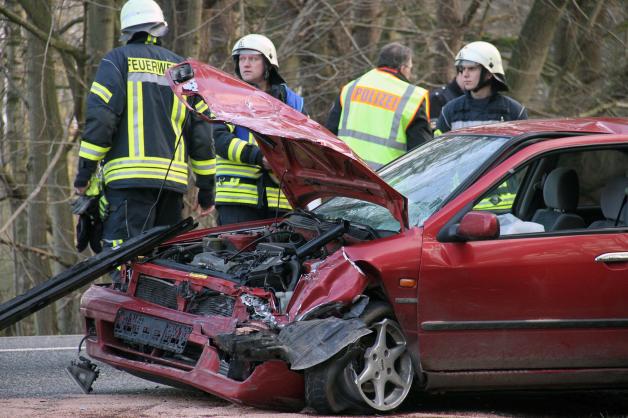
[232,34,286,84]
[120,0,168,40]
[455,41,508,90]
[232,34,279,68]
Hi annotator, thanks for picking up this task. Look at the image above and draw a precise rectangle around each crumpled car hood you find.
[167,59,408,229]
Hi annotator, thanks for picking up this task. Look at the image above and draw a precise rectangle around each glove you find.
[75,197,103,253]
[197,188,215,209]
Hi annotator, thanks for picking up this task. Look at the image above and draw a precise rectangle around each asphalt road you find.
[2,335,628,417]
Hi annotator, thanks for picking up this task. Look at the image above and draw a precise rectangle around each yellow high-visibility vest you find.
[338,68,427,169]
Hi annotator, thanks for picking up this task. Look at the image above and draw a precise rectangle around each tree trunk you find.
[180,0,203,59]
[432,0,463,85]
[548,0,607,113]
[85,0,116,82]
[353,0,385,59]
[4,0,31,336]
[22,1,56,335]
[507,0,568,104]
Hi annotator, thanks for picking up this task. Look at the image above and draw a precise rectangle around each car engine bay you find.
[144,211,379,296]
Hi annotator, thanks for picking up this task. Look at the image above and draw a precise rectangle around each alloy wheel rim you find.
[348,318,413,411]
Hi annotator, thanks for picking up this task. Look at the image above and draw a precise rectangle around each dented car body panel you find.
[78,61,628,412]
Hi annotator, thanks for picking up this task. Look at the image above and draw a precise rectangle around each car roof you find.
[447,118,628,137]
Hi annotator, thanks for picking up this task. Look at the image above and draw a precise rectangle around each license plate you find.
[114,309,192,354]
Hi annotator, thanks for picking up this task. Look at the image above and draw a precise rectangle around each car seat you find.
[588,177,628,228]
[531,167,585,231]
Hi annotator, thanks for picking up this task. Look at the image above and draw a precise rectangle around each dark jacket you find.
[436,90,528,134]
[325,68,432,150]
[429,78,464,128]
[75,34,215,199]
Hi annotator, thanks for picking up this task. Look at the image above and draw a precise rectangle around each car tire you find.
[304,301,414,414]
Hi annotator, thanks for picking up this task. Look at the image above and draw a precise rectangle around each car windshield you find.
[314,135,511,230]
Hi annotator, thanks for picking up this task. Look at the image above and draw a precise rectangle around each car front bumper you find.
[80,285,304,410]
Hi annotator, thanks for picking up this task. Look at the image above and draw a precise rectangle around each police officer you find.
[325,42,432,170]
[435,41,527,135]
[73,0,216,250]
[211,34,305,226]
[429,72,464,129]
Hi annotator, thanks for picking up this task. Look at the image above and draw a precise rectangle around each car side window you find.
[472,147,628,237]
[473,168,528,214]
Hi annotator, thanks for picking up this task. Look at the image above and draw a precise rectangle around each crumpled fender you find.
[286,249,368,320]
[214,316,371,371]
[279,317,371,370]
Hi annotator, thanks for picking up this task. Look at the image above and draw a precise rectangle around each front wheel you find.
[304,302,414,414]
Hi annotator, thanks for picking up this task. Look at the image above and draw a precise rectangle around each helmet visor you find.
[233,48,262,56]
[455,60,482,74]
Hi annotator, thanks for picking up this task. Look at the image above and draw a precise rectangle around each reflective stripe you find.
[215,195,259,205]
[451,119,501,130]
[216,159,262,178]
[195,101,209,113]
[338,129,406,150]
[90,81,112,104]
[104,157,188,173]
[216,182,258,205]
[266,187,291,210]
[137,82,144,156]
[128,72,169,86]
[79,141,110,161]
[170,97,186,162]
[105,168,188,185]
[365,160,383,170]
[228,138,247,162]
[339,76,362,133]
[218,183,257,192]
[190,158,216,175]
[127,81,141,157]
[388,84,416,141]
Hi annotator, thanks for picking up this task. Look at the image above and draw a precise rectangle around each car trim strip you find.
[421,318,628,331]
[395,298,418,304]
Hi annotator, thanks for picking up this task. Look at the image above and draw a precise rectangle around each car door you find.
[417,138,628,372]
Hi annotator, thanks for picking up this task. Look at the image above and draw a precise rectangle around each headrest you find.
[544,168,579,211]
[600,177,628,220]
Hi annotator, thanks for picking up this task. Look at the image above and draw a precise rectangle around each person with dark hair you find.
[434,41,527,135]
[73,0,216,255]
[210,34,306,226]
[325,42,432,170]
[429,72,465,129]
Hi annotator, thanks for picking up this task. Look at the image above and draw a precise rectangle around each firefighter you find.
[211,34,306,226]
[434,41,527,135]
[325,42,432,170]
[73,0,216,251]
[429,72,465,130]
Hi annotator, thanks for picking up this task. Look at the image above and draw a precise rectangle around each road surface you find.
[1,335,627,417]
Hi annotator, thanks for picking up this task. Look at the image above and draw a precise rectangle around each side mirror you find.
[440,211,500,242]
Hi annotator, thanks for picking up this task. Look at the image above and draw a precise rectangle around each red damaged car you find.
[79,60,628,414]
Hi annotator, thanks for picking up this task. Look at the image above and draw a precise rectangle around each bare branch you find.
[462,0,484,27]
[57,16,83,35]
[0,4,85,61]
[0,238,73,268]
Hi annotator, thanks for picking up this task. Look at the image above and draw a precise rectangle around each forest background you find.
[0,0,626,336]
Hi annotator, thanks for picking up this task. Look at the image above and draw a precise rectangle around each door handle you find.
[595,252,628,263]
